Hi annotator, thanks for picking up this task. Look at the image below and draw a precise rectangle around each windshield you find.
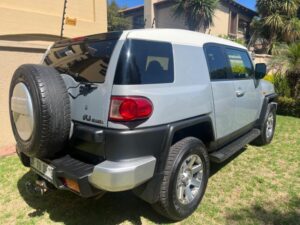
[44,32,121,83]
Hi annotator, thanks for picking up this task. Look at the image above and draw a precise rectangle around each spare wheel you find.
[9,64,71,159]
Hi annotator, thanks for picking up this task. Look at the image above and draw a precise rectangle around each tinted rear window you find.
[114,39,174,84]
[204,45,228,80]
[45,38,118,83]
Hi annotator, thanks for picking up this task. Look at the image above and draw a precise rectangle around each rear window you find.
[204,45,228,80]
[114,39,174,84]
[45,38,118,83]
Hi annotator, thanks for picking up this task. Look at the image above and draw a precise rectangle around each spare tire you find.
[9,64,71,159]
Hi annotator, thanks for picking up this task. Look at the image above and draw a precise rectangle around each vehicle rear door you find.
[43,32,123,127]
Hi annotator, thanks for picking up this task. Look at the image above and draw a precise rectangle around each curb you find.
[0,145,16,157]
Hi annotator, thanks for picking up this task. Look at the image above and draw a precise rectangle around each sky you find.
[110,0,256,11]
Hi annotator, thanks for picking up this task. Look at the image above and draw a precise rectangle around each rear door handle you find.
[236,90,245,97]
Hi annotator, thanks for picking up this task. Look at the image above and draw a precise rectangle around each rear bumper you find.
[31,154,156,197]
[89,156,156,192]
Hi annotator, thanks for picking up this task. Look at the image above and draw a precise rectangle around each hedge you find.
[277,96,300,118]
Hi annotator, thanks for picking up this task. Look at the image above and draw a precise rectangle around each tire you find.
[252,105,276,146]
[16,144,30,167]
[152,137,210,221]
[9,64,71,159]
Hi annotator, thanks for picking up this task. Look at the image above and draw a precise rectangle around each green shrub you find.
[273,74,292,98]
[277,96,300,118]
[286,70,300,99]
[264,74,274,83]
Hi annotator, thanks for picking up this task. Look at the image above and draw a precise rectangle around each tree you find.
[107,1,130,32]
[250,0,300,53]
[270,42,300,98]
[173,0,219,32]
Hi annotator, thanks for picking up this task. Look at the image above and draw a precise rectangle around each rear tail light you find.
[62,178,80,192]
[109,96,153,122]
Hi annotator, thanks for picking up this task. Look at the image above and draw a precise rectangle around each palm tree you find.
[251,0,300,53]
[283,17,300,42]
[173,0,219,32]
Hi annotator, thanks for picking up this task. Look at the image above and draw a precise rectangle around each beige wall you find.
[146,2,252,38]
[0,0,107,38]
[155,6,187,29]
[144,0,159,28]
[208,3,230,36]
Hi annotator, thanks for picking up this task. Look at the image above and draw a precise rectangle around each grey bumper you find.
[88,156,156,192]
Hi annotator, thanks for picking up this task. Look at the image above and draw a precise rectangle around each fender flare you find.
[256,93,278,129]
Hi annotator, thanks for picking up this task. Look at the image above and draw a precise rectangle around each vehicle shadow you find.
[225,197,300,225]
[210,147,247,177]
[17,147,248,225]
[17,172,169,225]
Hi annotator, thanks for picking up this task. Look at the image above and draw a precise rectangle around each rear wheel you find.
[9,64,71,159]
[152,137,209,221]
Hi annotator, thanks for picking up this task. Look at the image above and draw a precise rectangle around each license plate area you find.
[30,158,55,183]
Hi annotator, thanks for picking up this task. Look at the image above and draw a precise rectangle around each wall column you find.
[144,0,159,28]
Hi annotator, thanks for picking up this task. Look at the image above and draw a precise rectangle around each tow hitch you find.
[25,177,53,196]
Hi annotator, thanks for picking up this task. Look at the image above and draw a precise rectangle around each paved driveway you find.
[0,42,45,151]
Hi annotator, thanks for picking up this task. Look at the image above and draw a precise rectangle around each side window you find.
[114,39,174,85]
[204,45,228,80]
[225,49,254,79]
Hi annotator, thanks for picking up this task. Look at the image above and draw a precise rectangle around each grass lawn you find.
[0,115,299,225]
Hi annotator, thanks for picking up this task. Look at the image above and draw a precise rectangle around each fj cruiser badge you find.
[82,114,103,124]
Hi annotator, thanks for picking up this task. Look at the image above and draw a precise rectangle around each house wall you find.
[155,5,187,29]
[143,0,252,38]
[0,0,107,38]
[208,3,230,36]
[144,0,159,28]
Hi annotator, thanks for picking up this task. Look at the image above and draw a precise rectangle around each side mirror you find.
[255,63,267,79]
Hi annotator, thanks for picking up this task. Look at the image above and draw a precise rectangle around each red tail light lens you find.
[109,96,153,121]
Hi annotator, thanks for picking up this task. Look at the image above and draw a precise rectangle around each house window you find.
[229,12,238,35]
[133,15,144,29]
[238,19,248,33]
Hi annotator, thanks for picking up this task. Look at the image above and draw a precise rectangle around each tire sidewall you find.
[9,70,42,157]
[9,64,70,159]
[168,140,209,219]
[262,106,276,144]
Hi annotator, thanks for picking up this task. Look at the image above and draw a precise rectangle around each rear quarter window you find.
[114,39,174,84]
[204,45,228,80]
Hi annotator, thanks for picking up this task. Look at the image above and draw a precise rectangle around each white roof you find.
[125,28,246,49]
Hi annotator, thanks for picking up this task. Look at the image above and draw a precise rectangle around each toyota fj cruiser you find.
[9,29,277,221]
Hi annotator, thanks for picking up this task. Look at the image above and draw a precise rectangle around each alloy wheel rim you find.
[11,83,34,141]
[266,113,274,139]
[176,154,204,205]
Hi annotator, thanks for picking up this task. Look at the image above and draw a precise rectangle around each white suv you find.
[9,29,277,221]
